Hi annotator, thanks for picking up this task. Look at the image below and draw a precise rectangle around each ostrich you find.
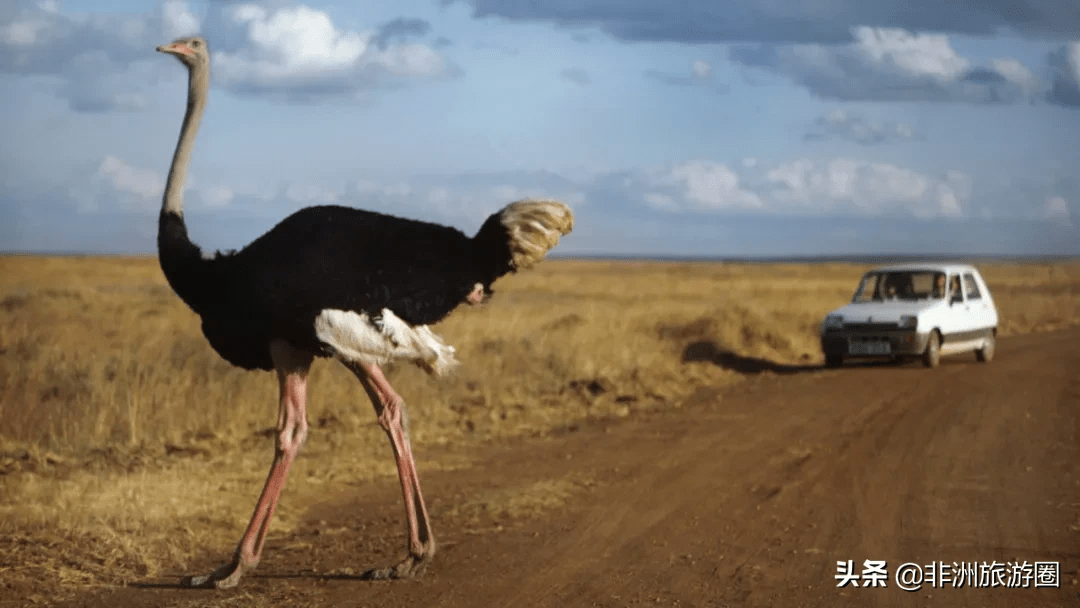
[154,36,574,589]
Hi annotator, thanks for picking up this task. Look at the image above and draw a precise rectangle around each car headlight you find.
[823,315,844,330]
[899,315,917,329]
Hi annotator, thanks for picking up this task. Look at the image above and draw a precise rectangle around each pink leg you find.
[184,340,313,589]
[465,282,485,306]
[345,360,435,579]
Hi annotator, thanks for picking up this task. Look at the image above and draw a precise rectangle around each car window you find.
[853,273,889,302]
[854,270,943,302]
[853,275,875,302]
[908,272,935,297]
[948,274,963,302]
[963,273,982,300]
[930,271,948,299]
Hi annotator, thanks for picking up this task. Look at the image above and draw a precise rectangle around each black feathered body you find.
[159,204,515,371]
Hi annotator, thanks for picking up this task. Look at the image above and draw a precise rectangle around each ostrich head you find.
[156,36,210,69]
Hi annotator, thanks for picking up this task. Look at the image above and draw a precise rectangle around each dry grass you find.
[1,255,1078,603]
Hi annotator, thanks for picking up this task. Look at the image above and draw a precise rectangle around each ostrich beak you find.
[157,42,194,57]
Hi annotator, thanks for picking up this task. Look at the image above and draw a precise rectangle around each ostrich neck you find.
[163,65,208,218]
[158,63,211,314]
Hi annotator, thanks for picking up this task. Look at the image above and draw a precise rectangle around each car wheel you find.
[975,332,995,362]
[824,353,843,368]
[922,331,941,368]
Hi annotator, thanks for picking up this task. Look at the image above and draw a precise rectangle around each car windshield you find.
[852,270,946,303]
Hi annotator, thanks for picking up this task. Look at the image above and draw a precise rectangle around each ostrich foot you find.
[361,551,432,580]
[181,559,248,589]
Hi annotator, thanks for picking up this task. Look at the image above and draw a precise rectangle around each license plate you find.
[848,340,891,355]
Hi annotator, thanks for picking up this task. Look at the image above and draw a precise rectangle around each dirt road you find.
[57,328,1080,607]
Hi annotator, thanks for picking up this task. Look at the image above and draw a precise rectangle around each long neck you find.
[158,63,210,313]
[163,64,208,218]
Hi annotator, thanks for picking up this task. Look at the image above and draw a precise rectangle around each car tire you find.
[824,353,843,368]
[975,331,995,362]
[922,330,941,368]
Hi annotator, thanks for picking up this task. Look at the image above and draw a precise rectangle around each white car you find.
[820,263,999,368]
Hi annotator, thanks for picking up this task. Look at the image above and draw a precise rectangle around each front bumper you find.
[821,328,928,358]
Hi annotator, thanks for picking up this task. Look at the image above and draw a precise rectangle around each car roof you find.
[865,262,980,275]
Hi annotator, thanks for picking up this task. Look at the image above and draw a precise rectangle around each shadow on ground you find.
[682,341,823,374]
[683,341,915,373]
[128,567,388,591]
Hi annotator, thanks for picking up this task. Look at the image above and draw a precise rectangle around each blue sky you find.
[2,0,1079,257]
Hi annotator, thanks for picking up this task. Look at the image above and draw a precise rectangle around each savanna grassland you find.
[1,255,1078,604]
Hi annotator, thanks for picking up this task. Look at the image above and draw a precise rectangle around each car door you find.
[963,271,994,332]
[936,272,967,342]
[975,271,999,328]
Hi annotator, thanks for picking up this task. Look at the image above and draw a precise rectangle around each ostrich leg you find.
[345,360,435,579]
[185,340,314,588]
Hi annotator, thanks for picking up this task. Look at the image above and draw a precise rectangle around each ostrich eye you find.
[191,40,201,47]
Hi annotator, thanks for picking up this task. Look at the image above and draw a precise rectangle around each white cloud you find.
[229,5,367,73]
[0,4,184,110]
[202,185,236,208]
[944,170,972,202]
[763,158,816,200]
[639,161,763,213]
[374,43,447,77]
[448,0,1080,44]
[645,60,729,92]
[631,157,970,218]
[1044,195,1072,225]
[0,4,150,74]
[1069,43,1080,85]
[482,184,584,208]
[67,154,246,213]
[691,59,712,79]
[764,157,966,218]
[45,155,1076,255]
[59,50,150,112]
[731,27,1039,104]
[991,58,1038,96]
[427,186,451,205]
[285,182,340,205]
[805,109,922,145]
[0,2,452,109]
[97,155,163,200]
[380,183,412,198]
[852,27,968,79]
[70,155,163,212]
[662,161,764,211]
[213,4,453,101]
[0,13,49,46]
[162,0,199,40]
[1048,41,1080,107]
[338,176,586,227]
